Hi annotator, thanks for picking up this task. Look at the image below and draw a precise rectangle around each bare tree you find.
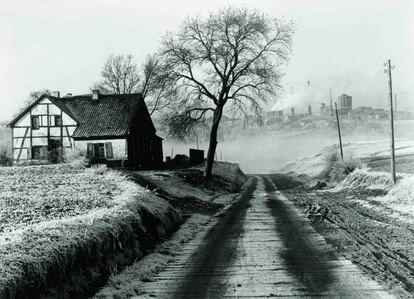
[160,7,294,178]
[92,54,140,94]
[28,89,51,103]
[14,89,51,118]
[140,54,176,115]
[92,54,174,115]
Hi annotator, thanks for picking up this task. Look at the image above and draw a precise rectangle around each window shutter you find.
[105,142,113,159]
[55,115,62,126]
[86,143,93,158]
[31,116,39,129]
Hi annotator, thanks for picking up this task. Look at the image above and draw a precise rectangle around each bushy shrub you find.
[64,148,89,168]
[321,151,361,181]
[0,146,12,166]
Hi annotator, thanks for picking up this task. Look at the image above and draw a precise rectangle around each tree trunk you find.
[204,106,223,179]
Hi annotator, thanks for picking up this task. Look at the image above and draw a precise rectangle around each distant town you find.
[267,93,413,125]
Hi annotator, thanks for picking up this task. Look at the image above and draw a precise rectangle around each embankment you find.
[0,171,182,299]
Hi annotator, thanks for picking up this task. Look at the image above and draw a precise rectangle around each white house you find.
[8,91,163,167]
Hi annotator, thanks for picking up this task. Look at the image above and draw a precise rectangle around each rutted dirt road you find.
[134,176,394,298]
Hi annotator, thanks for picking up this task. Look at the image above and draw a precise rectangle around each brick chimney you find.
[92,89,99,101]
[52,91,60,98]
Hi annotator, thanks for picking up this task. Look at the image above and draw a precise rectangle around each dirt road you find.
[133,176,394,298]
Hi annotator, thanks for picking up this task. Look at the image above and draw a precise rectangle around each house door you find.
[49,139,62,163]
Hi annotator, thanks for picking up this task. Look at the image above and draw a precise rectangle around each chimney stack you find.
[308,104,312,115]
[92,89,99,101]
[52,91,60,98]
[291,107,295,116]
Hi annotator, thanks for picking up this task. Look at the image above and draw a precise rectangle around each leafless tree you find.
[160,7,294,178]
[92,54,140,94]
[140,54,176,115]
[14,89,51,118]
[92,54,174,115]
[29,89,51,103]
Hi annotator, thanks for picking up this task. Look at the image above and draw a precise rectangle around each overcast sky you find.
[1,0,413,121]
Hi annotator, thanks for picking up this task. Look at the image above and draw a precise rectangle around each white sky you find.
[1,0,413,121]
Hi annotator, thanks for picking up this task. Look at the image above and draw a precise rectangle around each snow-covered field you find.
[281,137,414,224]
[0,164,124,234]
[281,139,414,177]
[0,163,182,298]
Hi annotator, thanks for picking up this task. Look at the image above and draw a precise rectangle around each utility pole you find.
[196,134,199,150]
[335,102,344,160]
[384,59,396,184]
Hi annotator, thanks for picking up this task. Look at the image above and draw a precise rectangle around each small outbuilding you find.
[8,91,163,168]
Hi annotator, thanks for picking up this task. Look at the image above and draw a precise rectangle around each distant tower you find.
[330,88,333,116]
[291,107,295,116]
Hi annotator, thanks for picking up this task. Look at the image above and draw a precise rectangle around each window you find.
[31,116,40,130]
[32,146,47,159]
[105,142,113,159]
[87,143,105,159]
[55,115,62,126]
[86,142,113,159]
[94,143,105,158]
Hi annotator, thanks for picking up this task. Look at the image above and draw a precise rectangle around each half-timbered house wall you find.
[10,92,163,168]
[12,98,77,164]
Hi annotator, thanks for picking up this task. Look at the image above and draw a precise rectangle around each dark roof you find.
[9,93,152,139]
[53,93,145,138]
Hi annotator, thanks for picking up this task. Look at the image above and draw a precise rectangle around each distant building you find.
[347,106,374,119]
[266,110,284,124]
[319,103,332,115]
[373,109,388,120]
[267,110,283,119]
[354,106,373,112]
[337,94,353,112]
